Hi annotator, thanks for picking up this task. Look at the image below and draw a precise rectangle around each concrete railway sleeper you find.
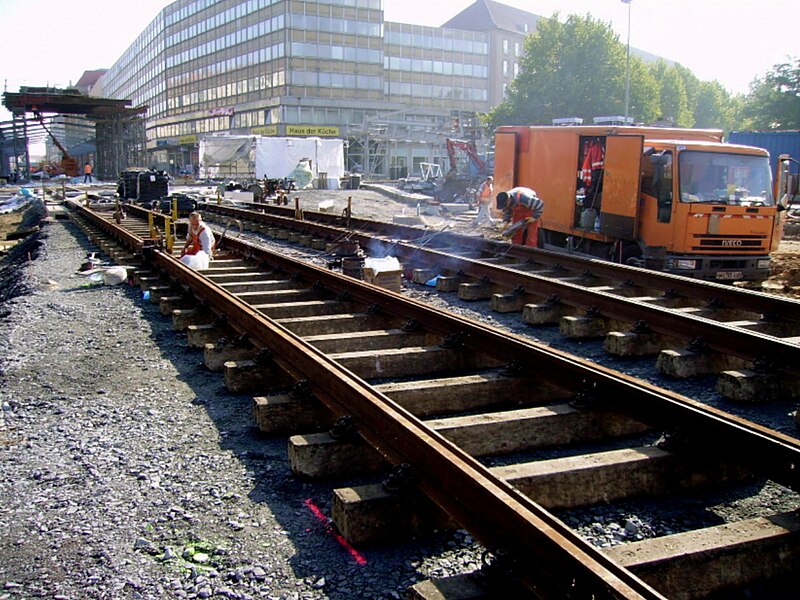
[194,201,800,404]
[68,200,800,599]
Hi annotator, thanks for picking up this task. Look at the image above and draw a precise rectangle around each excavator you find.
[433,139,488,204]
[445,138,485,176]
[32,107,79,177]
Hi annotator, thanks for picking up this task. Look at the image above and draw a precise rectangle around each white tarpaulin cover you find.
[255,137,344,187]
[199,136,255,179]
[199,136,344,187]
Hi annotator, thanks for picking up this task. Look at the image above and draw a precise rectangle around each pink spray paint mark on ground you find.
[304,498,368,566]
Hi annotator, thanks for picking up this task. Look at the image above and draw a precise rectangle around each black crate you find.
[117,170,169,201]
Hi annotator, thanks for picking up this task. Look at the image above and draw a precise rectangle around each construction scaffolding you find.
[2,87,146,180]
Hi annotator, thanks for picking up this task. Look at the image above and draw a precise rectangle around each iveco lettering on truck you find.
[493,125,794,281]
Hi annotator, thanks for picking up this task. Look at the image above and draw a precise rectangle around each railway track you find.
[195,199,800,405]
[66,200,800,599]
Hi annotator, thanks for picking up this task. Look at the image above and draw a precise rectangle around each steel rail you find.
[69,200,665,599]
[74,201,800,492]
[200,201,800,323]
[196,203,800,367]
[72,201,800,596]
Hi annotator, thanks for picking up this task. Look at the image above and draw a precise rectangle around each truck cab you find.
[493,125,783,281]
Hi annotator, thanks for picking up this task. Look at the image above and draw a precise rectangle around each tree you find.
[650,62,693,127]
[487,13,630,127]
[693,80,736,131]
[740,57,800,129]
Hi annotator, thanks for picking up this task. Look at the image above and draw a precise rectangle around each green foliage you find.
[693,80,736,131]
[654,64,694,127]
[740,58,800,130]
[487,13,628,127]
[485,13,744,133]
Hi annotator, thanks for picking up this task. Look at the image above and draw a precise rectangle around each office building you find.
[95,0,539,177]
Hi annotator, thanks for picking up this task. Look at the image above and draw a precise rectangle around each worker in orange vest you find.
[496,187,544,247]
[472,175,495,227]
[180,211,215,257]
[83,162,93,184]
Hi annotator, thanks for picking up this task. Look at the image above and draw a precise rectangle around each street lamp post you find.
[622,0,632,123]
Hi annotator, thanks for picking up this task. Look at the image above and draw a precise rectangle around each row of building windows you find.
[384,57,488,78]
[104,13,164,93]
[150,114,231,140]
[166,0,275,28]
[290,42,381,63]
[166,0,289,47]
[289,13,383,37]
[384,30,488,55]
[385,82,488,102]
[291,70,382,90]
[167,15,285,68]
[167,42,285,88]
[165,0,381,28]
[167,70,286,110]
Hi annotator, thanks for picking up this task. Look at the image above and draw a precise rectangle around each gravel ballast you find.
[0,219,476,599]
[2,203,798,599]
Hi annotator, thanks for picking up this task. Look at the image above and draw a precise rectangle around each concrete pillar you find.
[716,369,798,403]
[289,433,385,479]
[604,331,670,357]
[490,292,529,313]
[203,342,258,372]
[458,281,495,301]
[186,324,229,349]
[412,269,437,285]
[159,296,192,316]
[656,349,713,378]
[559,315,609,339]
[522,302,572,325]
[435,276,463,293]
[172,308,212,332]
[253,394,332,434]
[223,359,290,393]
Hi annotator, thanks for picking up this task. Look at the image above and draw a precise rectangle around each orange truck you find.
[493,125,792,281]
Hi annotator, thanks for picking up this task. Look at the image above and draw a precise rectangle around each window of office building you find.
[502,39,509,54]
[502,60,508,76]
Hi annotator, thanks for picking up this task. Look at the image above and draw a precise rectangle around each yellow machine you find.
[494,125,791,281]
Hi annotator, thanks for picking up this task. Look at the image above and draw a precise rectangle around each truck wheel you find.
[620,243,643,266]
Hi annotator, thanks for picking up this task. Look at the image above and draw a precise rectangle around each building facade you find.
[95,0,534,178]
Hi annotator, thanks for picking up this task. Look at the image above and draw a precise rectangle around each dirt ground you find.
[761,238,800,298]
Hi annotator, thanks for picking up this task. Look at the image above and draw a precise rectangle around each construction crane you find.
[32,107,79,177]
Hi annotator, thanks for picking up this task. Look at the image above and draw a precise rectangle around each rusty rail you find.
[69,200,800,597]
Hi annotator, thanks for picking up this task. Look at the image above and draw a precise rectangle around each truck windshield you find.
[678,151,773,206]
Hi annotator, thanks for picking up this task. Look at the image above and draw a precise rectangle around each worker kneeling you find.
[180,211,215,270]
[496,187,544,247]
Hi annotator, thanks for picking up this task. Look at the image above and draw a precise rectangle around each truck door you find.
[493,131,518,191]
[600,135,643,240]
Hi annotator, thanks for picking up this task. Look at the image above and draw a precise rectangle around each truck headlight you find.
[757,258,771,270]
[675,259,697,270]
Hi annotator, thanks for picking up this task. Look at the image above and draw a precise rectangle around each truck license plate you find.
[715,270,743,280]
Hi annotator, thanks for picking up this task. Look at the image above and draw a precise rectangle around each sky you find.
[1,0,798,126]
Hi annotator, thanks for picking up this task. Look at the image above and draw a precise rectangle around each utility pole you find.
[622,0,633,123]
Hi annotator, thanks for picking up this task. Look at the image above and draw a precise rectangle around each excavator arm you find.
[32,108,79,176]
[446,139,485,174]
